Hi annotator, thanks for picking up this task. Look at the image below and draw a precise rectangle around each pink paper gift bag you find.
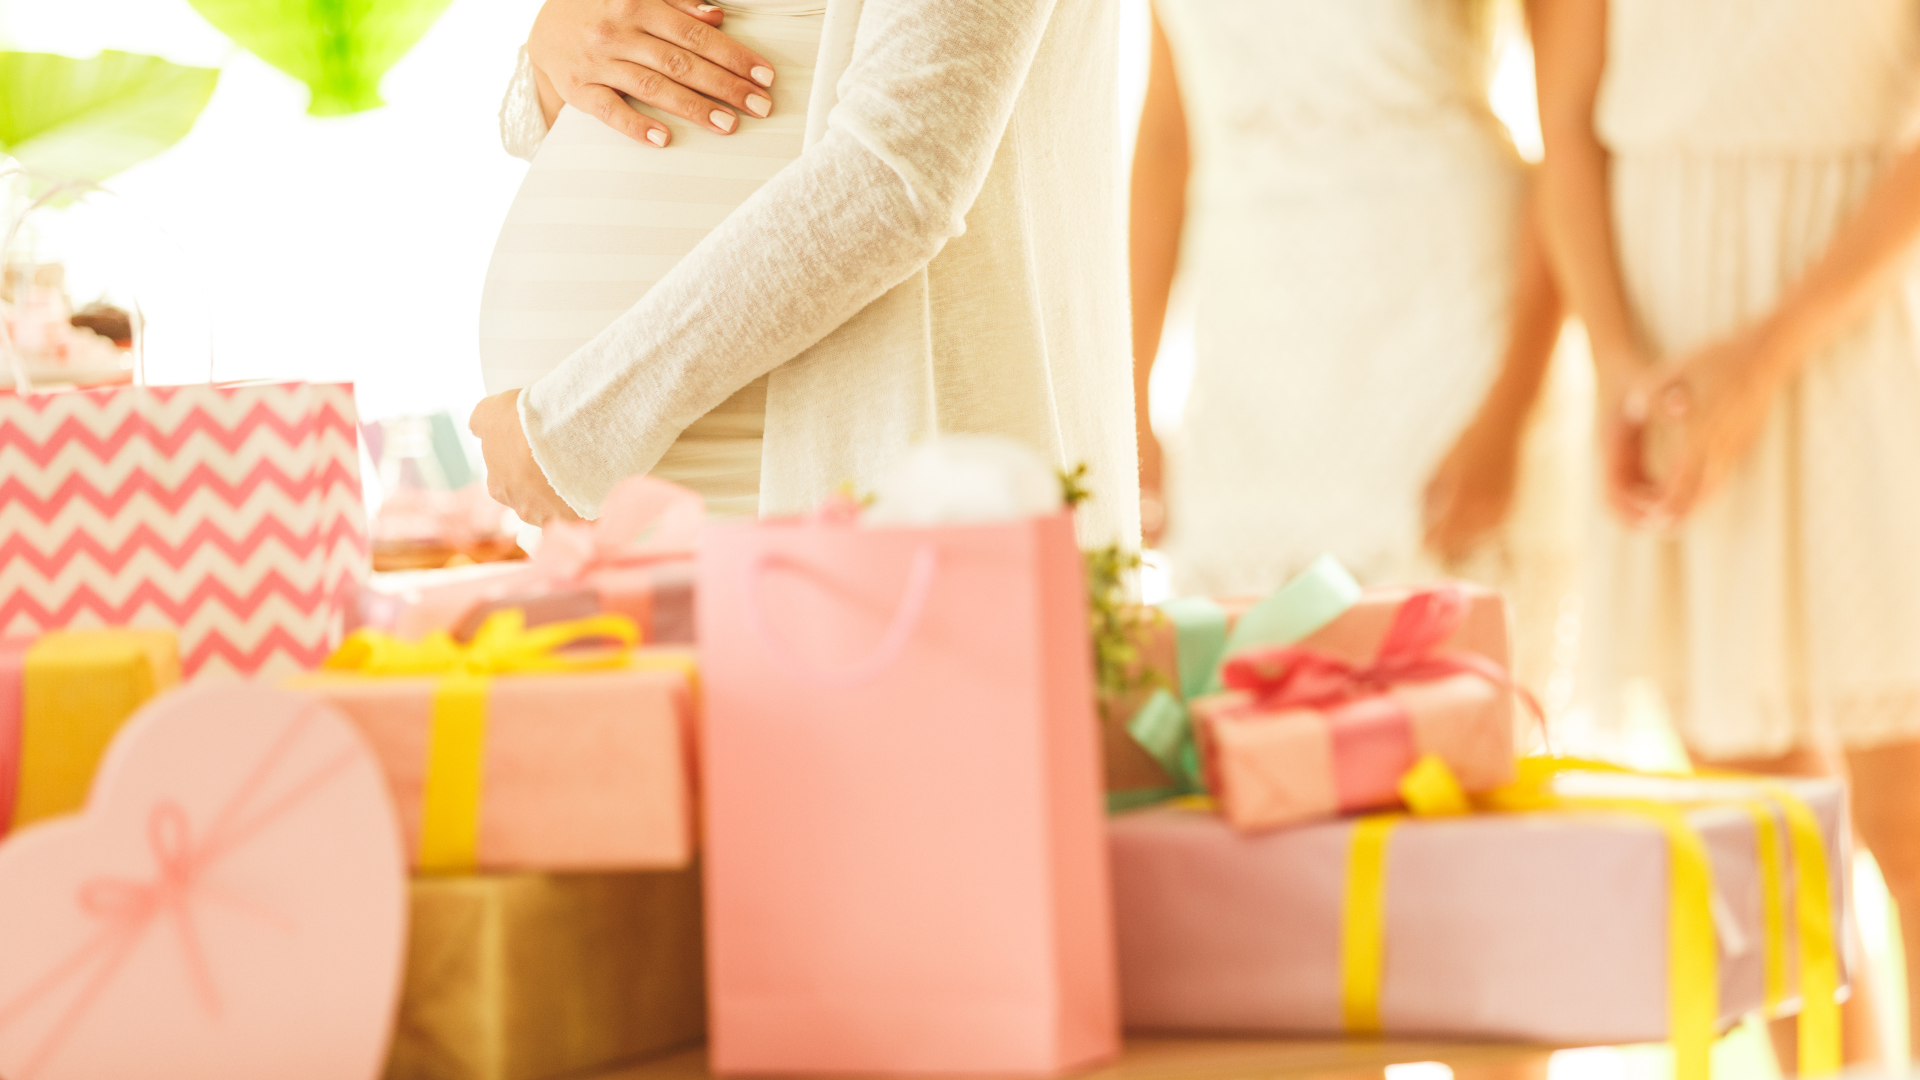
[0,381,367,678]
[698,511,1119,1076]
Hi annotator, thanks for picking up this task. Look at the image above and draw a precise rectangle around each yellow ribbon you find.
[1343,757,1842,1080]
[1733,778,1841,1077]
[1340,814,1398,1034]
[324,610,640,872]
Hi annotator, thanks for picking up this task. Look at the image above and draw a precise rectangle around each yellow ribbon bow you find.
[1347,755,1840,1080]
[325,610,640,872]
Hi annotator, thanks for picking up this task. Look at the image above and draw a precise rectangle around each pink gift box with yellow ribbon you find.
[288,613,698,873]
[1191,585,1520,832]
[1109,770,1852,1075]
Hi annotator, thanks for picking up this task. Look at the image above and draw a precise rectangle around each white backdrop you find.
[1,0,543,421]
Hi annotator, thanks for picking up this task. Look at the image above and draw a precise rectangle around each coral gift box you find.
[288,648,697,872]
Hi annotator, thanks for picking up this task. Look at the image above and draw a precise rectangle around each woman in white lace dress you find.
[1535,0,1920,1062]
[1131,0,1571,691]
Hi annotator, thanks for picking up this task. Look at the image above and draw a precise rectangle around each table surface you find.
[590,1037,1565,1080]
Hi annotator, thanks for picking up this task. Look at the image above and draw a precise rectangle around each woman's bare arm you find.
[1128,6,1189,543]
[1528,0,1635,367]
[1529,0,1664,520]
[1422,176,1564,561]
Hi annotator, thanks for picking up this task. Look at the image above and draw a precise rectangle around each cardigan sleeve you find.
[499,46,550,161]
[517,0,1062,516]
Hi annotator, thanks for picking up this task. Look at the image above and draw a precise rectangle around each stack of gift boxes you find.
[0,433,1855,1080]
[1098,557,1849,1080]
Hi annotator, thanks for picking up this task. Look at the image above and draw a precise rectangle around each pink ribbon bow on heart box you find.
[0,685,406,1080]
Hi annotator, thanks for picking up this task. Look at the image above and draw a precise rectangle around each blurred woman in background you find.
[1534,0,1920,1064]
[1130,0,1571,691]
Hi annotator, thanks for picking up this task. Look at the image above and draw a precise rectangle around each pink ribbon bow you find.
[533,475,704,582]
[1221,585,1541,722]
[0,707,358,1079]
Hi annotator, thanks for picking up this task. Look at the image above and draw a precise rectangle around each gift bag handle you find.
[743,543,939,690]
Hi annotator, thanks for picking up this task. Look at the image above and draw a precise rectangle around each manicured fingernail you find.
[751,65,774,87]
[647,128,668,147]
[711,110,736,132]
[698,5,721,11]
[745,93,770,118]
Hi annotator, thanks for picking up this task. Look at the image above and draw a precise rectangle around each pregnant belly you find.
[477,10,821,514]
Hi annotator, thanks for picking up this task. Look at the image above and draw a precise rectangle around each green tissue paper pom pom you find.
[0,51,219,186]
[186,0,456,117]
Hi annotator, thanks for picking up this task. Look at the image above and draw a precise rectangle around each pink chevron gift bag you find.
[0,382,367,678]
[698,511,1120,1076]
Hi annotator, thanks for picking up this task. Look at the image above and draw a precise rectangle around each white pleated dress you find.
[1580,0,1920,758]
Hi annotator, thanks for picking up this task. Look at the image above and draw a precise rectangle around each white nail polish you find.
[745,93,771,118]
[647,128,668,147]
[711,110,736,132]
[751,65,774,87]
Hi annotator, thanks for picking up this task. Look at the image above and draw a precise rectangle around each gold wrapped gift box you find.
[387,868,706,1080]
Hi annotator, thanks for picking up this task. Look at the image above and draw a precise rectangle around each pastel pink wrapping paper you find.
[0,683,406,1080]
[361,559,695,644]
[1194,674,1515,831]
[288,660,697,871]
[1187,583,1518,830]
[1109,777,1851,1043]
[698,512,1119,1076]
[357,476,704,645]
[1299,583,1509,668]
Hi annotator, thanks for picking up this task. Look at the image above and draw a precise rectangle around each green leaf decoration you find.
[0,51,219,184]
[185,0,456,116]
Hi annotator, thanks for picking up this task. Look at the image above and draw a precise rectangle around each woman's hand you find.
[1640,325,1793,522]
[1138,424,1167,548]
[470,390,580,527]
[1422,401,1526,563]
[529,0,776,147]
[1589,347,1666,528]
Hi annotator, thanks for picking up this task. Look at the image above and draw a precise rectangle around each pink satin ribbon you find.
[532,475,703,583]
[0,705,360,1079]
[1218,586,1543,810]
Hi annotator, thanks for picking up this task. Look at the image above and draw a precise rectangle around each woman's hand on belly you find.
[471,390,582,527]
[529,0,777,147]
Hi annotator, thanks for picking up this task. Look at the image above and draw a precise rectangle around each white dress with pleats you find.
[1580,0,1920,758]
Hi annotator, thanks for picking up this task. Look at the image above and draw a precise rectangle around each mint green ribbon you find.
[1114,555,1362,809]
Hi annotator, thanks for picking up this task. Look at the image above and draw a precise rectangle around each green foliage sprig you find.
[1060,465,1160,707]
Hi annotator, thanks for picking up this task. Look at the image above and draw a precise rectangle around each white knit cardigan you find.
[499,0,1139,546]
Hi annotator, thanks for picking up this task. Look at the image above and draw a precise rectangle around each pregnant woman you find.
[470,0,1138,546]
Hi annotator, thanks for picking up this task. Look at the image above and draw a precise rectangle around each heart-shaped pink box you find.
[0,683,408,1080]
